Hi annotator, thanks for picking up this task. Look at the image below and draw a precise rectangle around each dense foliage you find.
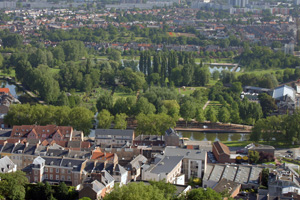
[250,111,300,144]
[4,104,94,135]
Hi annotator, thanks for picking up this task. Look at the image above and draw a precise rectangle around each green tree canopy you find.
[97,109,114,129]
[103,182,166,200]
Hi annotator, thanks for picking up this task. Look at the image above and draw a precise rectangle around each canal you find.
[178,131,250,142]
[0,80,36,104]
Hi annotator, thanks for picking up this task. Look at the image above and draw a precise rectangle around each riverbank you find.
[175,127,251,133]
[0,76,45,104]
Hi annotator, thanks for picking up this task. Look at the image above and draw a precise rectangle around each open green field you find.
[176,86,205,96]
[223,140,299,148]
[0,69,16,78]
[204,101,222,113]
[236,68,284,76]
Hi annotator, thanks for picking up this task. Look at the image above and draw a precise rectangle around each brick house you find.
[10,125,83,142]
[212,141,235,164]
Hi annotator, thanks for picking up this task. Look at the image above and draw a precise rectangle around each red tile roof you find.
[0,88,10,94]
[213,141,230,155]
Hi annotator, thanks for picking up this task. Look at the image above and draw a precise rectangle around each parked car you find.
[286,150,293,153]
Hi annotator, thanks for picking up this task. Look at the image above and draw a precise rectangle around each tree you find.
[195,108,205,123]
[0,171,29,200]
[180,100,196,126]
[181,188,223,200]
[104,182,166,200]
[218,107,230,123]
[249,150,260,164]
[261,168,269,188]
[108,49,122,62]
[258,93,277,117]
[135,97,156,115]
[205,107,217,123]
[96,92,113,113]
[97,109,114,129]
[69,107,94,136]
[56,182,69,200]
[136,113,176,135]
[149,181,176,200]
[114,113,127,129]
[2,34,23,48]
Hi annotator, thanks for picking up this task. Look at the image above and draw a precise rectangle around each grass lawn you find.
[176,86,205,96]
[236,68,284,76]
[0,69,16,77]
[222,141,251,147]
[204,100,223,113]
[223,140,299,148]
[113,91,137,102]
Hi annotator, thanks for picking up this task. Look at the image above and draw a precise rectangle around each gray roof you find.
[164,147,207,160]
[90,180,105,193]
[46,149,69,157]
[12,143,26,154]
[165,128,178,136]
[95,129,134,138]
[150,156,183,174]
[1,143,15,153]
[0,156,15,173]
[129,154,147,170]
[0,130,11,138]
[68,150,91,159]
[67,141,81,148]
[84,161,96,173]
[101,170,115,184]
[60,158,85,171]
[115,164,127,174]
[23,144,37,155]
[42,157,62,166]
[213,178,241,194]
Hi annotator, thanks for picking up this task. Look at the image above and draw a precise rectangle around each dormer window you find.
[47,130,49,132]
[42,130,45,132]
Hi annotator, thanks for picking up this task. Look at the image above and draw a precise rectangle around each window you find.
[50,168,53,173]
[45,174,48,179]
[61,175,65,181]
[67,176,71,181]
[50,175,53,180]
[34,177,38,182]
[56,175,59,180]
[61,169,65,173]
[45,168,48,172]
[34,170,38,175]
[74,174,78,179]
[56,168,59,173]
[68,170,71,174]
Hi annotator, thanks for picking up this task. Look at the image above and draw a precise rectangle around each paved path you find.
[203,100,210,110]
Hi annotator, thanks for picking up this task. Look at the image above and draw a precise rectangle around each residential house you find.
[272,85,296,114]
[165,128,180,146]
[164,146,207,179]
[126,154,147,181]
[0,156,17,173]
[213,178,241,198]
[10,125,82,142]
[24,156,88,186]
[212,141,235,164]
[95,129,135,147]
[203,164,263,189]
[142,155,184,185]
[78,170,115,200]
[133,135,165,147]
